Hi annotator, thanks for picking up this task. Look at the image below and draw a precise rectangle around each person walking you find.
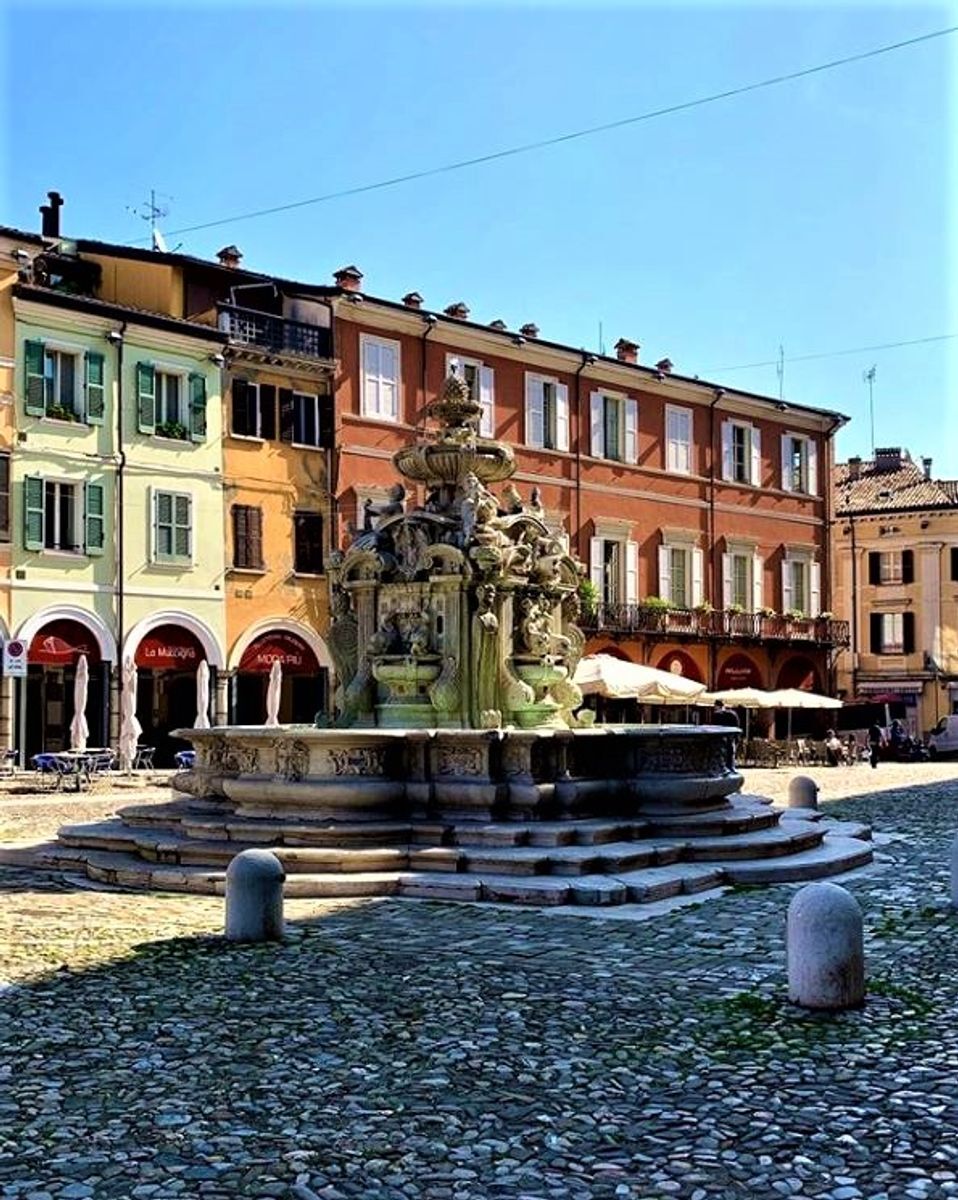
[712,699,741,771]
[868,721,883,769]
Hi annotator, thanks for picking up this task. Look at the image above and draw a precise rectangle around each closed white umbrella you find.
[573,654,707,703]
[70,654,90,752]
[265,659,283,727]
[194,660,211,730]
[118,657,142,772]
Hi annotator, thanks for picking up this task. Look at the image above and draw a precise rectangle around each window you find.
[43,349,78,418]
[154,491,192,562]
[0,455,9,543]
[231,380,276,439]
[155,371,184,435]
[781,554,821,616]
[722,420,761,485]
[590,392,637,462]
[665,405,692,474]
[294,512,324,574]
[589,535,637,605]
[361,335,400,420]
[658,540,704,608]
[525,374,569,451]
[137,362,207,442]
[232,505,264,570]
[446,356,494,437]
[22,476,104,555]
[952,547,958,582]
[868,550,914,586]
[781,434,818,494]
[24,340,105,424]
[870,612,915,655]
[293,393,319,446]
[722,547,763,611]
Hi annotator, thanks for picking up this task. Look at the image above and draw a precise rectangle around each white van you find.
[928,715,958,757]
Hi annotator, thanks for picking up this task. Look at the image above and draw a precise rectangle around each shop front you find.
[23,619,108,761]
[232,630,328,725]
[134,624,206,766]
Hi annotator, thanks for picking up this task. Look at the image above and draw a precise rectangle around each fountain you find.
[37,367,872,905]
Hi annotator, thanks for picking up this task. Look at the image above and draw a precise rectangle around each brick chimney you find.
[402,291,423,310]
[614,338,639,365]
[216,245,243,269]
[444,302,470,320]
[519,322,539,338]
[847,456,862,481]
[655,357,673,374]
[334,265,363,291]
[489,319,508,331]
[39,190,64,239]
[874,447,903,473]
[922,456,933,479]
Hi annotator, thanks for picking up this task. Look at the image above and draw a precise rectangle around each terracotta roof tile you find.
[834,454,958,513]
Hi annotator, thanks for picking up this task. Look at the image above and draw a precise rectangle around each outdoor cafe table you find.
[50,749,112,792]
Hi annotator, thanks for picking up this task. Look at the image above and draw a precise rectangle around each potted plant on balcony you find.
[155,420,189,441]
[46,403,79,423]
[578,578,600,623]
[638,595,669,632]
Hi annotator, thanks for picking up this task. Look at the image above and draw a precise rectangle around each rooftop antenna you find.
[598,320,605,356]
[863,365,877,454]
[776,344,785,400]
[128,189,180,252]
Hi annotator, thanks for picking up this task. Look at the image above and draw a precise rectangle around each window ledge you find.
[230,433,266,444]
[40,549,86,560]
[153,435,194,446]
[41,417,86,429]
[229,566,267,576]
[291,442,323,452]
[292,570,325,579]
[150,559,193,570]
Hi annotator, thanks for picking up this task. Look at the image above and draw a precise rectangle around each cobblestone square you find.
[3,763,958,1199]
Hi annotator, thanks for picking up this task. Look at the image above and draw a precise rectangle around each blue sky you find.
[4,3,956,471]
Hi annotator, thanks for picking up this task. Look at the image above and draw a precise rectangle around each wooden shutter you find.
[84,351,105,425]
[136,362,156,433]
[807,440,818,494]
[478,366,494,437]
[260,384,277,440]
[721,422,733,481]
[154,490,171,558]
[361,338,380,416]
[279,388,295,442]
[625,541,638,604]
[952,547,958,582]
[658,544,671,601]
[752,552,763,611]
[0,455,9,542]
[231,379,251,436]
[781,559,793,611]
[781,436,792,491]
[590,536,603,592]
[174,495,191,558]
[590,392,604,457]
[750,427,762,486]
[691,547,704,607]
[189,373,207,442]
[250,506,264,569]
[24,339,45,416]
[624,398,638,464]
[901,549,914,584]
[870,612,882,653]
[232,504,248,568]
[903,611,916,654]
[525,377,544,448]
[868,552,881,585]
[23,476,44,551]
[317,394,334,448]
[810,561,821,616]
[554,383,569,451]
[380,341,399,420]
[85,481,105,555]
[722,553,733,608]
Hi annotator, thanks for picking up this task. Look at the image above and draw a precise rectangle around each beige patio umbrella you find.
[118,657,142,772]
[766,686,841,740]
[265,659,283,727]
[69,654,90,752]
[573,654,707,704]
[194,660,211,730]
[702,686,778,742]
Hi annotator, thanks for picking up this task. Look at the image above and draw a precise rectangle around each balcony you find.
[218,304,333,364]
[582,603,850,648]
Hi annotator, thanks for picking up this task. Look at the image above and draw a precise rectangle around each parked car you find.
[928,715,958,758]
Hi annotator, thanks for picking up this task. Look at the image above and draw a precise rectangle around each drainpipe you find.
[575,353,595,562]
[707,389,724,689]
[420,313,438,430]
[848,511,858,699]
[107,324,126,746]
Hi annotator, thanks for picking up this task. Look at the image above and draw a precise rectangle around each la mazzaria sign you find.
[136,628,203,671]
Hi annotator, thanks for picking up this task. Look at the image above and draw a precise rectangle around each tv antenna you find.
[776,344,785,400]
[863,365,877,454]
[128,189,179,252]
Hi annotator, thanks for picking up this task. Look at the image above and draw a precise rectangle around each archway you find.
[233,629,329,724]
[654,649,703,682]
[775,656,825,738]
[776,656,822,692]
[716,653,764,690]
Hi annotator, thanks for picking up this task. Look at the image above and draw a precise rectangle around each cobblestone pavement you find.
[2,763,958,1199]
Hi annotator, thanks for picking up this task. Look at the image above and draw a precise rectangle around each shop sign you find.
[136,626,203,671]
[716,654,763,690]
[2,639,27,677]
[239,632,318,675]
[29,621,100,667]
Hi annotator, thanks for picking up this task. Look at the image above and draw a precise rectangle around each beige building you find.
[832,447,958,735]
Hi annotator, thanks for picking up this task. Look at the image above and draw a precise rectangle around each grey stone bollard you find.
[225,849,286,943]
[950,833,958,910]
[788,775,819,810]
[787,881,864,1010]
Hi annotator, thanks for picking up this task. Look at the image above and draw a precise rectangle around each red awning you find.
[29,620,102,667]
[716,653,763,690]
[239,632,318,675]
[135,625,204,671]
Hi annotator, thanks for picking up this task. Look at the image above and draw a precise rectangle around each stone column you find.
[108,663,120,748]
[214,670,231,728]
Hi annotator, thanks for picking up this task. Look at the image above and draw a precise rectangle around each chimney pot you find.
[614,337,640,365]
[402,291,423,309]
[489,319,508,331]
[874,447,903,473]
[847,456,862,481]
[216,244,243,268]
[334,265,363,291]
[444,302,470,320]
[655,357,673,374]
[519,322,539,338]
[39,190,64,239]
[922,456,933,479]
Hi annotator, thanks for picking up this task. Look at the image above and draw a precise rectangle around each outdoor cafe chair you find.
[133,746,155,770]
[174,750,196,770]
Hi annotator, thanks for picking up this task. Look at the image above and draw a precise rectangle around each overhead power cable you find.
[709,333,958,373]
[138,24,957,243]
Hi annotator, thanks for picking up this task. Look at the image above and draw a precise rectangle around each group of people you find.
[823,719,927,769]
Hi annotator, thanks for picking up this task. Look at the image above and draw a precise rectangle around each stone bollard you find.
[788,775,819,810]
[225,849,286,943]
[787,881,864,1010]
[950,833,958,910]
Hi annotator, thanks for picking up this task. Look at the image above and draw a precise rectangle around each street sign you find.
[2,639,28,678]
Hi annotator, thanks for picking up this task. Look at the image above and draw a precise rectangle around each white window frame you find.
[360,333,401,422]
[781,550,821,616]
[292,390,321,449]
[881,612,904,654]
[232,380,266,441]
[722,419,761,486]
[42,342,82,420]
[151,487,194,566]
[446,354,494,437]
[722,544,764,612]
[781,432,818,495]
[525,373,569,452]
[665,404,692,475]
[590,390,637,463]
[879,551,903,584]
[42,479,81,554]
[658,535,704,608]
[590,534,638,605]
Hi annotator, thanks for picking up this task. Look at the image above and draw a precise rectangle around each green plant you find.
[727,602,745,615]
[694,601,714,614]
[45,403,79,422]
[155,420,188,441]
[785,608,806,620]
[758,606,776,618]
[578,578,600,617]
[638,595,670,610]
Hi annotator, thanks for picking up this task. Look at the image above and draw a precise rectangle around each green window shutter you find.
[189,373,207,442]
[137,362,156,433]
[85,481,105,555]
[154,490,172,559]
[24,339,45,416]
[174,494,191,558]
[85,351,105,425]
[23,476,44,550]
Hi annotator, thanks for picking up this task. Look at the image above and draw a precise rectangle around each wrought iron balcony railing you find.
[218,304,332,360]
[581,603,850,648]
